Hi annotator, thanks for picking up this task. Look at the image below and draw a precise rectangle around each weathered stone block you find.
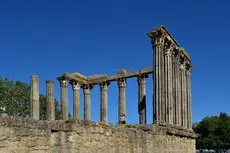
[0,116,196,153]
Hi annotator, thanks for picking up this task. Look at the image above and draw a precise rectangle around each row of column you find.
[149,31,192,129]
[58,77,148,124]
[59,79,93,121]
[30,75,148,123]
[30,76,56,120]
[174,48,192,129]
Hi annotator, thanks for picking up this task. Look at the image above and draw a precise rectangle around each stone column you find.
[176,54,182,126]
[83,85,92,120]
[148,30,165,124]
[117,78,126,124]
[172,47,180,125]
[154,42,162,124]
[189,72,192,129]
[186,63,192,129]
[172,52,176,125]
[59,79,68,120]
[30,75,40,120]
[138,74,147,124]
[180,55,186,128]
[100,82,109,123]
[164,46,169,124]
[161,42,166,124]
[46,80,55,120]
[184,61,188,129]
[71,81,81,120]
[164,43,174,124]
[183,67,188,128]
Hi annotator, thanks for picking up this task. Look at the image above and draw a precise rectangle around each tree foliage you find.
[193,112,230,152]
[0,77,61,120]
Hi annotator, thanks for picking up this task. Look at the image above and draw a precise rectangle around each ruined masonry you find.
[0,26,196,153]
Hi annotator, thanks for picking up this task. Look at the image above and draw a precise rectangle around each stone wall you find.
[0,115,196,153]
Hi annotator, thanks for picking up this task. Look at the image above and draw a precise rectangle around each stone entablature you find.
[147,26,191,61]
[58,67,153,86]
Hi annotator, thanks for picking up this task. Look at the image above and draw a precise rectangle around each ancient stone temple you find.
[0,26,196,153]
[148,27,192,129]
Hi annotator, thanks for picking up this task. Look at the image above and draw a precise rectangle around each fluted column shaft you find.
[100,82,109,123]
[154,42,164,124]
[165,46,173,124]
[138,75,147,124]
[161,43,166,123]
[60,79,68,120]
[180,61,186,128]
[30,75,40,120]
[169,52,174,124]
[164,49,169,123]
[72,81,81,120]
[186,66,192,129]
[177,58,182,126]
[184,66,188,128]
[172,58,176,124]
[148,31,166,124]
[83,85,92,120]
[118,78,126,124]
[46,80,55,120]
[154,44,160,123]
[189,73,192,129]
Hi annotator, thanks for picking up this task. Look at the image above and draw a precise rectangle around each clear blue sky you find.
[0,0,230,124]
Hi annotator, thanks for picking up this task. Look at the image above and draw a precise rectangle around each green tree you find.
[0,77,61,120]
[193,113,230,152]
[215,113,230,152]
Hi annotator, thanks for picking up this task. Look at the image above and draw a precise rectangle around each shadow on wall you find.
[196,150,230,153]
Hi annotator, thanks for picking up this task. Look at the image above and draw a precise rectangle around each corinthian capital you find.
[60,79,68,88]
[117,78,126,87]
[172,46,179,60]
[71,81,81,91]
[185,61,192,76]
[99,82,110,90]
[137,74,148,84]
[83,88,90,94]
[177,51,186,69]
[147,29,166,46]
[164,42,175,57]
[179,63,185,71]
[82,85,93,94]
